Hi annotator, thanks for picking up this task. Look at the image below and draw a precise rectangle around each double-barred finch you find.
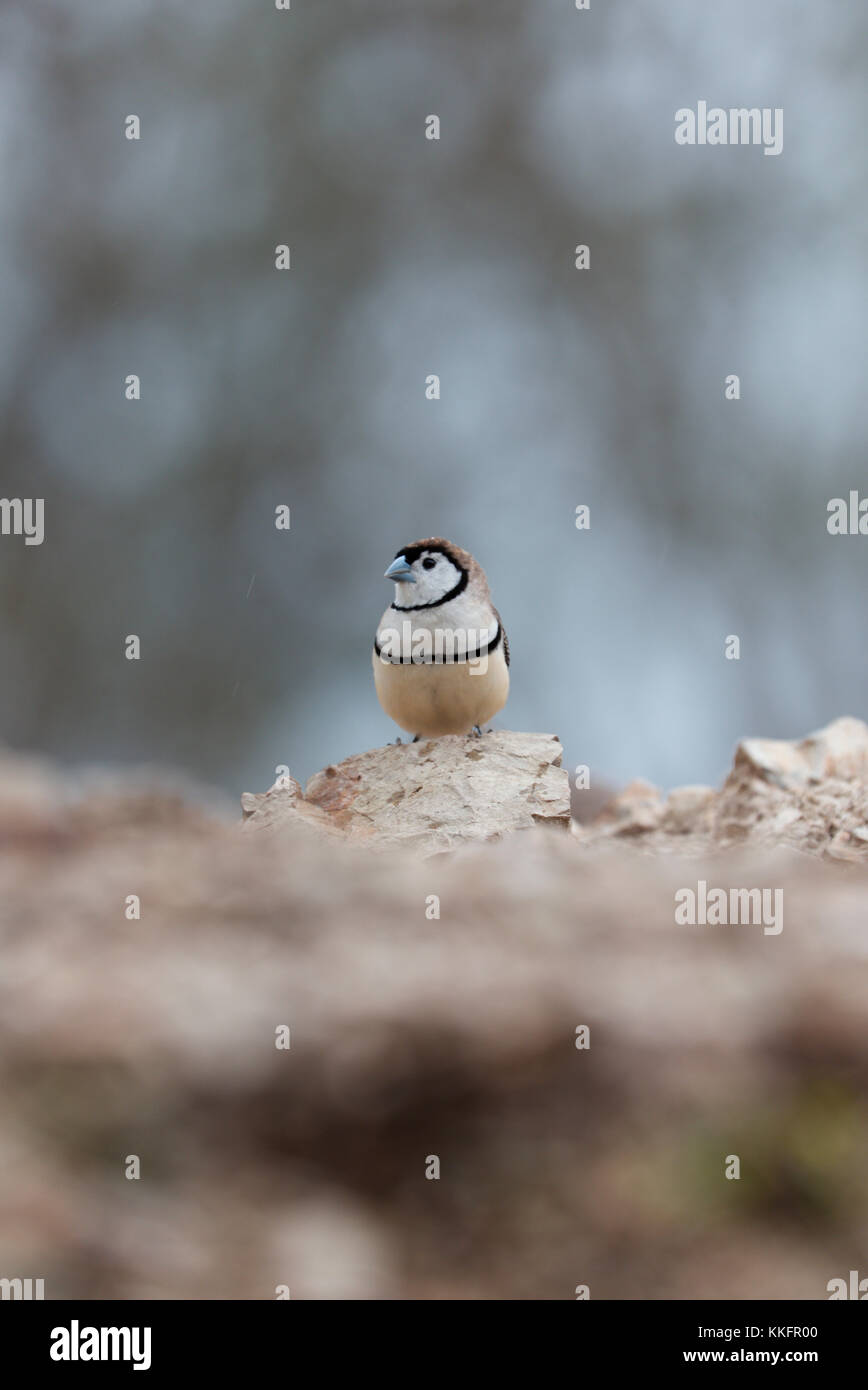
[372,538,510,738]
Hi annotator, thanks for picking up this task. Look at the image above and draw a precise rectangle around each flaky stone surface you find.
[243,731,571,855]
[240,775,345,842]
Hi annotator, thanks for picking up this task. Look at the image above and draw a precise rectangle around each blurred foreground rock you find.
[0,719,867,1300]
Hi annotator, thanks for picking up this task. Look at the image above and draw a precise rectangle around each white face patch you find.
[393,550,463,607]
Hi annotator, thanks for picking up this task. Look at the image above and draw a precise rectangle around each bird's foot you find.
[472,724,483,737]
[412,734,420,743]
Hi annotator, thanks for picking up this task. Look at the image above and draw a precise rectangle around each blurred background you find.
[1,0,867,796]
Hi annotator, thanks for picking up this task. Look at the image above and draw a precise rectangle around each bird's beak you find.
[384,555,415,583]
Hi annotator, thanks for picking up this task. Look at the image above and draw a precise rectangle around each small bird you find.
[372,537,510,738]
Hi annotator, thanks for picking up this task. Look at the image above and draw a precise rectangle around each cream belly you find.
[373,647,509,736]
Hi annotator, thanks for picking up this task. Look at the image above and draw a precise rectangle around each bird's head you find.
[384,538,471,610]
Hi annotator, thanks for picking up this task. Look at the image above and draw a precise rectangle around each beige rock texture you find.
[0,718,867,1299]
[576,716,868,862]
[242,730,571,855]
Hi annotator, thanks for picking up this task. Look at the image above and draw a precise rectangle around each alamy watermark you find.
[0,498,44,545]
[828,1270,868,1299]
[827,492,868,535]
[675,880,783,935]
[376,621,495,673]
[50,1321,151,1371]
[0,1276,44,1299]
[675,103,783,157]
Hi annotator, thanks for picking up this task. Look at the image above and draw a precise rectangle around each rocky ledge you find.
[577,715,868,861]
[241,716,868,863]
[241,729,570,855]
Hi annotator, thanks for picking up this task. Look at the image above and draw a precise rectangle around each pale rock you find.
[734,736,809,790]
[717,717,868,857]
[243,731,570,856]
[735,716,868,790]
[580,718,868,861]
[827,829,865,863]
[240,773,343,840]
[594,779,663,835]
[661,784,715,834]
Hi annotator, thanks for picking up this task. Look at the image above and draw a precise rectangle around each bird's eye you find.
[422,556,437,570]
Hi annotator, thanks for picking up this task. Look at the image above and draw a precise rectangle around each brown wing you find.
[493,607,510,668]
